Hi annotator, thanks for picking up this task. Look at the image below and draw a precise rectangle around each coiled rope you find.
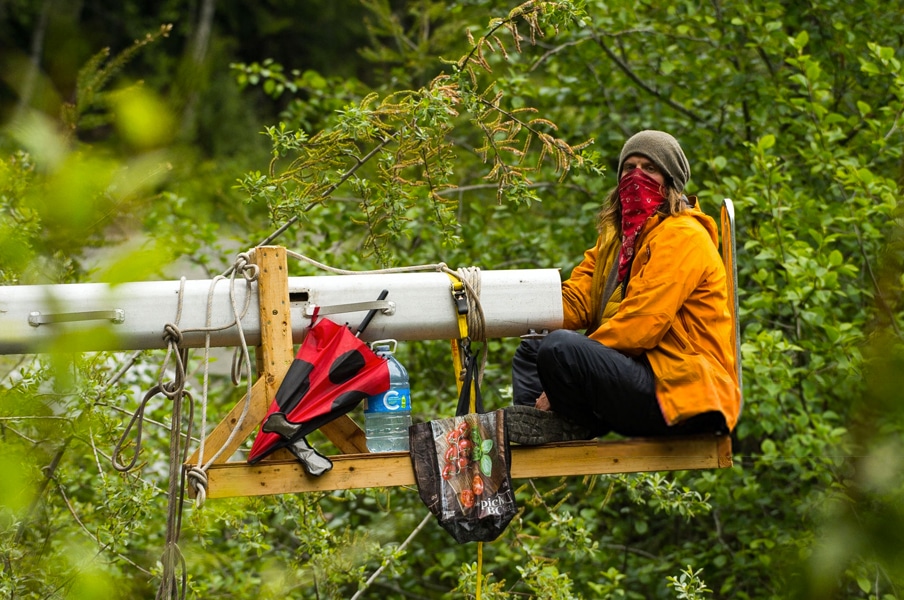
[113,278,194,600]
[111,255,259,600]
[186,253,259,504]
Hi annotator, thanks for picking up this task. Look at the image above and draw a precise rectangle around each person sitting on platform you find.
[506,130,740,444]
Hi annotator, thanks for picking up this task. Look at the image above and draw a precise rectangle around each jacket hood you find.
[686,203,719,245]
[641,201,719,247]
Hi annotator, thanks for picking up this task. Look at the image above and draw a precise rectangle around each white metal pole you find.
[0,270,563,354]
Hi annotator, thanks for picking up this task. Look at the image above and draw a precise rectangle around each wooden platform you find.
[186,197,741,501]
[194,435,732,499]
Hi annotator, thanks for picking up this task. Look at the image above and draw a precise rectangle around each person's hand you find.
[535,392,551,411]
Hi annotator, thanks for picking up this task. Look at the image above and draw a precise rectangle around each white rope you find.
[286,249,450,276]
[195,274,226,479]
[196,255,257,468]
[184,253,259,504]
[287,249,488,379]
[111,254,258,506]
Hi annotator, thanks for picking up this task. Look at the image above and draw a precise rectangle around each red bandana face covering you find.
[617,168,666,281]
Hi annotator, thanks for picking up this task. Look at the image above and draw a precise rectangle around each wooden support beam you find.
[255,246,295,393]
[192,435,732,499]
[187,247,366,468]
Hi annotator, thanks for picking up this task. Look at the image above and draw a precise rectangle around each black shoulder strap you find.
[589,256,621,333]
[455,349,484,416]
[601,255,621,309]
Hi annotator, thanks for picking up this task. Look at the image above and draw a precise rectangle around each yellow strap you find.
[448,277,470,341]
[447,274,473,401]
[476,541,483,599]
[451,339,464,394]
[449,275,483,600]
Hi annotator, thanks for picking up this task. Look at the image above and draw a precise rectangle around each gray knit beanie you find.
[617,130,691,192]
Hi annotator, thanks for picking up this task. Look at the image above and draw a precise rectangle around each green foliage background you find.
[1,0,903,598]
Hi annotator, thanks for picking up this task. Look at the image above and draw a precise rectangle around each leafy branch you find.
[237,1,597,258]
[60,24,174,134]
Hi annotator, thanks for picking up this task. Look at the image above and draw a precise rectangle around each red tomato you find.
[460,489,475,508]
[457,456,470,471]
[472,474,484,495]
[444,445,458,463]
[457,438,473,457]
[441,463,455,480]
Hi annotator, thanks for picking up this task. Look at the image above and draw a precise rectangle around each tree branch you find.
[589,30,707,124]
[15,438,70,544]
[255,133,398,247]
[55,480,153,576]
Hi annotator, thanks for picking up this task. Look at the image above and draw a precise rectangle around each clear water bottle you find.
[365,342,411,452]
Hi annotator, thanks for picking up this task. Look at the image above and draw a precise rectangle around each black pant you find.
[512,329,725,437]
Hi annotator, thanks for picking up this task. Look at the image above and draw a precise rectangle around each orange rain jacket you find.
[561,203,741,431]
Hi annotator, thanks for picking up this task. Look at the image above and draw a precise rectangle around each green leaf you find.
[480,455,492,476]
[861,61,879,75]
[791,30,810,50]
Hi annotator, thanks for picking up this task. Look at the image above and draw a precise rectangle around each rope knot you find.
[186,467,208,506]
[162,323,183,346]
[161,380,184,398]
[235,252,260,282]
[456,266,486,343]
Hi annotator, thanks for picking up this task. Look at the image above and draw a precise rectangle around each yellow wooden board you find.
[192,434,732,499]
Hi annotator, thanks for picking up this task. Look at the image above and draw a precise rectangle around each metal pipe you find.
[0,270,564,354]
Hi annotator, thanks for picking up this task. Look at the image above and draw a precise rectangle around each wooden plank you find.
[185,376,272,467]
[510,435,733,478]
[319,413,369,453]
[721,199,744,410]
[197,435,732,499]
[201,452,416,498]
[255,246,296,385]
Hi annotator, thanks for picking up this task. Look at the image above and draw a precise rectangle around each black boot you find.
[503,405,595,445]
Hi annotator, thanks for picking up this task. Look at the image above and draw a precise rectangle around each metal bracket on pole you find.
[303,300,395,318]
[520,328,549,339]
[28,309,125,327]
